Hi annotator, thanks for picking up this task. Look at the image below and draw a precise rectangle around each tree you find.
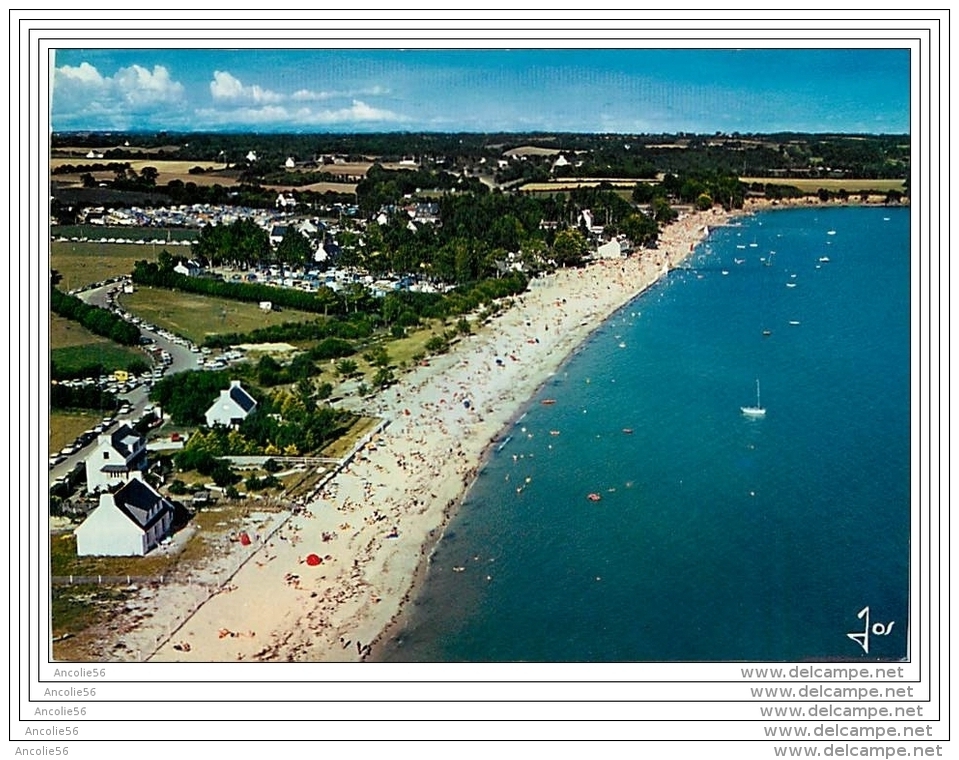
[621,212,659,249]
[373,366,395,388]
[335,358,358,378]
[139,166,159,186]
[652,197,678,224]
[275,227,313,267]
[551,228,588,268]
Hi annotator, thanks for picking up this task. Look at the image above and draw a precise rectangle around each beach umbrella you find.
[238,532,251,546]
[305,553,322,566]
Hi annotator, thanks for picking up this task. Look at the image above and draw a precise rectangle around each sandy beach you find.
[131,207,734,662]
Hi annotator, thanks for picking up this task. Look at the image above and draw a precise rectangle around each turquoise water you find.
[381,206,911,662]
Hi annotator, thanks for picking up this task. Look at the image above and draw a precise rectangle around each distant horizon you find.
[51,128,910,138]
[51,49,911,135]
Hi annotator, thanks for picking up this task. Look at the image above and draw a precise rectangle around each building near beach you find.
[204,380,257,428]
[74,474,174,556]
[84,423,148,494]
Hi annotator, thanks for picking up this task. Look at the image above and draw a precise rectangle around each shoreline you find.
[141,205,729,663]
[131,198,908,663]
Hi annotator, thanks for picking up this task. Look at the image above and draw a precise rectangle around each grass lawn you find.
[118,286,323,345]
[51,240,162,292]
[50,314,148,376]
[49,410,103,452]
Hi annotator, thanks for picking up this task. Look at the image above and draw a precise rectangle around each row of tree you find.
[132,257,338,314]
[50,287,141,346]
[50,384,118,411]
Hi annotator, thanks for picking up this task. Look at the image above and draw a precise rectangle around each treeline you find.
[51,356,150,382]
[131,260,334,314]
[51,288,141,346]
[50,384,118,411]
[203,318,373,350]
[52,161,131,175]
[53,131,910,183]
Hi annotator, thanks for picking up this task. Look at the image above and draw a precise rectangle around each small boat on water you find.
[541,399,556,405]
[587,493,602,502]
[819,256,830,263]
[786,282,797,288]
[741,379,766,417]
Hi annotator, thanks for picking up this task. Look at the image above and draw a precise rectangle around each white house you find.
[84,424,148,494]
[74,474,174,556]
[204,380,257,428]
[284,156,296,168]
[173,259,202,277]
[596,239,626,259]
[275,193,297,211]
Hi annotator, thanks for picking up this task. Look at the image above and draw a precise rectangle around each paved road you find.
[50,281,204,485]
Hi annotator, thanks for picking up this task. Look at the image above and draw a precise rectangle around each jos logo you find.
[847,606,895,654]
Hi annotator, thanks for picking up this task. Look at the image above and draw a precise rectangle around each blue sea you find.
[380,205,911,663]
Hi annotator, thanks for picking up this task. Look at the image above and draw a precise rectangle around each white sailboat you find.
[741,379,766,417]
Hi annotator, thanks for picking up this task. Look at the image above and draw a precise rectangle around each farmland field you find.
[739,177,907,193]
[51,240,164,291]
[266,180,358,194]
[519,179,646,192]
[51,157,227,175]
[118,286,323,345]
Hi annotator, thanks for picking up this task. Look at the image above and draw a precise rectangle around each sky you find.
[50,48,911,135]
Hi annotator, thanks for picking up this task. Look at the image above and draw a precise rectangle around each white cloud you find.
[55,61,105,87]
[210,70,283,104]
[52,61,186,129]
[316,99,401,123]
[114,64,184,105]
[291,85,389,102]
[195,99,405,129]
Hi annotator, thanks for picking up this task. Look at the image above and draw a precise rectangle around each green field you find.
[118,286,324,345]
[51,240,164,292]
[50,315,147,376]
[52,343,146,375]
